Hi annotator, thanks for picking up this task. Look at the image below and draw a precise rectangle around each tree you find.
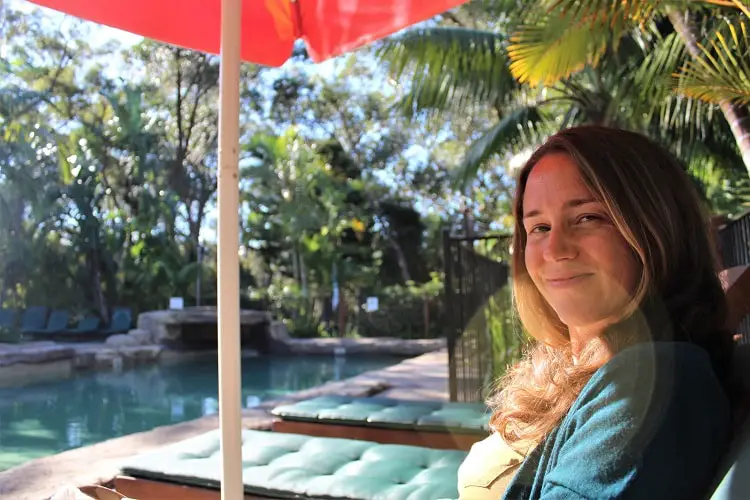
[376,2,750,216]
[504,0,750,175]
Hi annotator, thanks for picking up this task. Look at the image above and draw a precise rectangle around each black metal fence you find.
[719,211,750,268]
[718,211,750,343]
[443,229,517,402]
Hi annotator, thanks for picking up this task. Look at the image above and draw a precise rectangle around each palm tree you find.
[505,0,750,174]
[378,17,745,195]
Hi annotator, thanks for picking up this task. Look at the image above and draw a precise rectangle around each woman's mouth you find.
[545,274,592,288]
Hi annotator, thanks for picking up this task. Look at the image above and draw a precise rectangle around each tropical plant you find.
[503,0,750,174]
[377,1,750,216]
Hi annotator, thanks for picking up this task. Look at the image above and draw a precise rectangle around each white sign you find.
[366,296,379,312]
[169,297,184,310]
[332,285,340,310]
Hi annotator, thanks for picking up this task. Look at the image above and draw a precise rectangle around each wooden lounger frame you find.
[115,476,271,500]
[271,418,483,450]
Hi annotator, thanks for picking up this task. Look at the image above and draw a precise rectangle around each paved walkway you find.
[0,349,449,500]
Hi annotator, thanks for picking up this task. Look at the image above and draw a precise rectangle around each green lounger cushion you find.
[271,396,491,433]
[120,429,465,500]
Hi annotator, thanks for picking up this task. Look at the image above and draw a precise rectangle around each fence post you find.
[442,228,458,401]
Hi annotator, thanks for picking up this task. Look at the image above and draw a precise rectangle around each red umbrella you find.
[27,0,463,67]
[25,1,469,498]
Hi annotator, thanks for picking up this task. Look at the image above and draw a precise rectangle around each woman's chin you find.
[554,310,613,333]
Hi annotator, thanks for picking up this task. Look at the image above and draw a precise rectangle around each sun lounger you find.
[115,429,465,500]
[99,308,132,335]
[0,308,20,342]
[0,308,16,328]
[270,395,490,450]
[18,306,48,334]
[23,309,70,336]
[58,316,102,339]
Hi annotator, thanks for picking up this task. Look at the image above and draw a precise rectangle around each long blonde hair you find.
[489,125,733,447]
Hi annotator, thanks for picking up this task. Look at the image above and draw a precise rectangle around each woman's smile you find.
[544,273,593,288]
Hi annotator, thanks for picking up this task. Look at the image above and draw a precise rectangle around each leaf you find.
[635,30,686,104]
[509,13,618,85]
[455,106,547,191]
[351,218,365,233]
[377,27,517,117]
[675,18,750,104]
[507,1,660,85]
[56,139,74,185]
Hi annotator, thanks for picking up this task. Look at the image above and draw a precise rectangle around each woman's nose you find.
[543,228,578,262]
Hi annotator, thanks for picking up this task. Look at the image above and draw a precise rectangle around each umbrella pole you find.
[217,0,243,498]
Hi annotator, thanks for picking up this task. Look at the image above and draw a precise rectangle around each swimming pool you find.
[0,353,402,471]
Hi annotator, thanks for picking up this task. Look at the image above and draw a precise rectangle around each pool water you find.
[0,354,401,471]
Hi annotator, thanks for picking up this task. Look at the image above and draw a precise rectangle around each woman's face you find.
[522,153,640,334]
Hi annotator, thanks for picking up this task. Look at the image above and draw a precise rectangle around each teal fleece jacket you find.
[502,342,730,500]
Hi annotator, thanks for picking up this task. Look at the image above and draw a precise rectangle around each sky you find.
[6,0,463,242]
[8,0,341,77]
[8,0,143,45]
[7,0,355,245]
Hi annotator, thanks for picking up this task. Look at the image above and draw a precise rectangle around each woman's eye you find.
[578,214,600,223]
[528,224,550,234]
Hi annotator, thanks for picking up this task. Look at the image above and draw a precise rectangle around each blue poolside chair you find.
[99,308,132,335]
[19,306,49,334]
[24,309,70,336]
[0,308,19,343]
[0,308,17,329]
[60,316,101,339]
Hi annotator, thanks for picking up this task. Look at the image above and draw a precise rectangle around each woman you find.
[458,125,735,500]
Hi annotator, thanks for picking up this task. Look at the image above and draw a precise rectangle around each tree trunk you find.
[668,9,750,176]
[89,249,109,321]
[386,230,412,282]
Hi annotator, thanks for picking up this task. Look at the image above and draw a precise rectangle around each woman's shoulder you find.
[562,340,730,464]
[580,341,727,409]
[535,341,731,499]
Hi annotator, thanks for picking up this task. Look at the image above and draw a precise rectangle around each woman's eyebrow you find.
[522,198,598,220]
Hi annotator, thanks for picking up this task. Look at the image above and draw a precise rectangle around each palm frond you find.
[507,1,662,85]
[377,27,517,116]
[675,18,750,104]
[649,93,744,170]
[454,106,547,190]
[635,30,686,103]
[508,13,623,85]
[551,0,661,24]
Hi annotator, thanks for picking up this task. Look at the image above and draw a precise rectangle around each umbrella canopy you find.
[24,1,470,498]
[27,0,464,66]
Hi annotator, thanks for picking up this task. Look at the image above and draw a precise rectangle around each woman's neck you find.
[569,325,613,364]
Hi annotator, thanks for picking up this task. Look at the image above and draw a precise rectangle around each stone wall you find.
[137,307,272,351]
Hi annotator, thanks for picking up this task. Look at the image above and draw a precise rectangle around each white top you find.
[457,432,533,500]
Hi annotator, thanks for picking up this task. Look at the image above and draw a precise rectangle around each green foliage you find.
[380,0,750,217]
[378,27,517,117]
[485,286,527,381]
[356,274,445,339]
[676,18,750,104]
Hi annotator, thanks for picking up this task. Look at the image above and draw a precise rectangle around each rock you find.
[269,321,290,341]
[0,343,75,367]
[73,351,96,370]
[118,345,163,364]
[136,307,273,350]
[93,348,119,369]
[89,345,163,370]
[127,329,152,345]
[105,334,139,347]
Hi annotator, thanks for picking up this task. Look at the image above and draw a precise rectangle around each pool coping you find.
[0,349,448,500]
